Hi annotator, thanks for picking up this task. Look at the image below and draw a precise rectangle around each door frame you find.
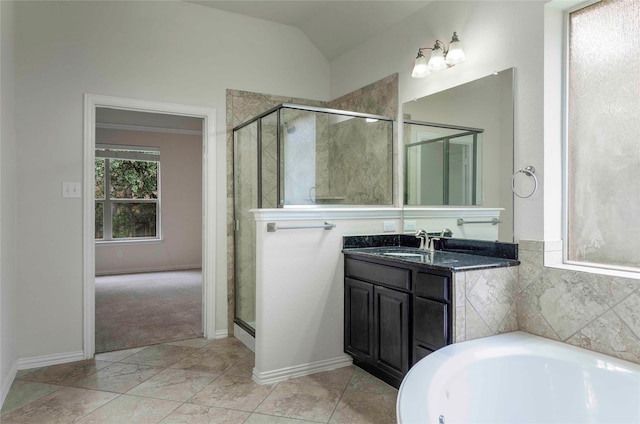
[83,94,217,358]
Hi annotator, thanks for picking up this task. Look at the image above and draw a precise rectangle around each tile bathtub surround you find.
[454,266,520,342]
[1,337,397,424]
[517,240,640,364]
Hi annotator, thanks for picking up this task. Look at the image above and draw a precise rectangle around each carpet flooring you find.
[95,270,203,353]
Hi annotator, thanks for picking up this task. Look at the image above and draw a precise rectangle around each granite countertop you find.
[342,246,520,272]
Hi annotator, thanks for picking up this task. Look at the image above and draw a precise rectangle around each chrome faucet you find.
[427,237,440,254]
[415,229,428,250]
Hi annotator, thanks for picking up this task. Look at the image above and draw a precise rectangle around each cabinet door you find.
[345,278,374,361]
[374,285,410,379]
[414,296,449,351]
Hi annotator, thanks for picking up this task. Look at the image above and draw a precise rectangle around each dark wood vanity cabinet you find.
[413,271,451,362]
[344,255,452,388]
[344,277,410,385]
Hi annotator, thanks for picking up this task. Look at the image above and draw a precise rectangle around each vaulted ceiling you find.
[189,1,432,60]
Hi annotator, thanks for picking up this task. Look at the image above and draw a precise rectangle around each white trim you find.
[96,122,202,136]
[1,361,18,408]
[543,239,640,281]
[558,1,640,276]
[252,355,353,385]
[250,207,502,224]
[83,94,217,359]
[213,329,229,339]
[233,323,255,353]
[403,207,504,219]
[16,351,85,371]
[95,239,164,246]
[95,264,202,276]
[252,207,402,222]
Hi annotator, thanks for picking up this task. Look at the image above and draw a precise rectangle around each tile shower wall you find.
[327,118,393,205]
[328,74,398,204]
[518,240,640,364]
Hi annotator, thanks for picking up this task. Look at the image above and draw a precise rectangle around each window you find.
[95,145,160,241]
[565,0,640,272]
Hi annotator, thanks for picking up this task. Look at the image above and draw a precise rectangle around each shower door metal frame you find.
[404,119,483,206]
[232,103,394,336]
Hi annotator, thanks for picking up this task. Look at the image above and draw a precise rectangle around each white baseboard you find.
[95,265,202,276]
[16,351,85,371]
[0,350,84,409]
[1,360,18,409]
[233,323,255,352]
[252,355,353,385]
[213,329,228,339]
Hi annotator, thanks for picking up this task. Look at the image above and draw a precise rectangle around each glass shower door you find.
[234,121,258,335]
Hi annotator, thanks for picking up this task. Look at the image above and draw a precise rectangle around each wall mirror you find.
[402,68,514,241]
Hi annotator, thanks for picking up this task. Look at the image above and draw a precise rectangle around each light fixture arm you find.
[411,32,466,78]
[416,40,448,56]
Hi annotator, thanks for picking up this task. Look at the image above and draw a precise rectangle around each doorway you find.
[93,108,203,352]
[83,95,217,358]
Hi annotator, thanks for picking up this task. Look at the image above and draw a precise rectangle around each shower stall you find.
[233,104,394,336]
[404,119,483,206]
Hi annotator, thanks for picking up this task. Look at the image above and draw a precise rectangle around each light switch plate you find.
[404,220,417,232]
[62,182,81,198]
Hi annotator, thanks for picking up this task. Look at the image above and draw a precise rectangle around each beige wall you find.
[95,129,202,275]
[11,0,329,359]
[1,0,18,402]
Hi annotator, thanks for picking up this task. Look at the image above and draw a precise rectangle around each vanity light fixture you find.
[411,32,466,78]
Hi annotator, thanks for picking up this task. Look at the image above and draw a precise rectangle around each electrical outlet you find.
[116,250,123,258]
[383,221,396,232]
[404,220,417,232]
[62,182,81,198]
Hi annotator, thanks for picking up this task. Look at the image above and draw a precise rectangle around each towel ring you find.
[511,166,538,198]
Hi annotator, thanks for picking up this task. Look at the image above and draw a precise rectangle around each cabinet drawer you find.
[415,272,449,301]
[345,258,411,291]
[414,297,449,349]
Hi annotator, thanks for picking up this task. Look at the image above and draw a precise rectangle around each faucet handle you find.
[427,237,440,253]
[415,229,427,250]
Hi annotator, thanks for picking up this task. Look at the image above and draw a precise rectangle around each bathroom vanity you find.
[343,236,519,388]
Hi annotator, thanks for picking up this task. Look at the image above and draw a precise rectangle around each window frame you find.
[561,0,640,276]
[95,144,162,244]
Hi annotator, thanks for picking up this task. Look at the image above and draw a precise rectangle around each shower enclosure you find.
[233,104,394,336]
[404,119,483,206]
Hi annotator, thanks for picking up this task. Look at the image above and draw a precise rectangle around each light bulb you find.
[427,46,447,71]
[411,53,429,78]
[446,32,466,65]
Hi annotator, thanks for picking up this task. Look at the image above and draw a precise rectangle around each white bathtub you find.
[397,331,640,424]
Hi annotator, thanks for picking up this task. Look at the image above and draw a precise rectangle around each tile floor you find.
[1,337,398,423]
